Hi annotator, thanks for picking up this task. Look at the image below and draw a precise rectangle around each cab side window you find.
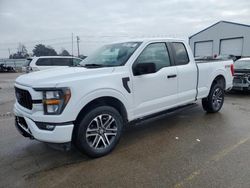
[171,42,189,65]
[134,43,171,73]
[52,58,72,66]
[36,58,51,66]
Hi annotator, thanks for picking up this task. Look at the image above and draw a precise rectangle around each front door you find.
[131,42,178,118]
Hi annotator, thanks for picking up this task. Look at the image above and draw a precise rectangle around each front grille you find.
[15,87,32,110]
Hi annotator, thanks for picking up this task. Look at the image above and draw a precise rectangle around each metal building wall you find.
[189,21,250,57]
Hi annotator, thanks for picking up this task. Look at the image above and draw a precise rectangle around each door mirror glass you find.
[133,62,156,75]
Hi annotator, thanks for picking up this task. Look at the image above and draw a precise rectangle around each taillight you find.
[230,64,234,76]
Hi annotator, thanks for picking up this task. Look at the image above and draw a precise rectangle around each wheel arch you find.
[202,74,226,113]
[211,74,226,90]
[74,96,128,124]
[72,96,128,143]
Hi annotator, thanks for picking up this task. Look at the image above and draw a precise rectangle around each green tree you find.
[33,44,57,56]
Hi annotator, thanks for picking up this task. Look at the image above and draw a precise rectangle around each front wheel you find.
[75,106,123,158]
[202,84,225,113]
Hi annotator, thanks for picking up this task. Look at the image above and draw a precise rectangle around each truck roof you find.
[112,38,186,44]
[27,56,82,60]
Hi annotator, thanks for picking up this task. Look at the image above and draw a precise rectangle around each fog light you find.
[36,122,56,131]
[45,125,55,130]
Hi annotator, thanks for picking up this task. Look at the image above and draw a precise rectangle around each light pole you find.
[76,36,80,57]
[71,33,74,57]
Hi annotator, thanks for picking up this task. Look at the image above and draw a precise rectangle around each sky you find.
[0,0,250,58]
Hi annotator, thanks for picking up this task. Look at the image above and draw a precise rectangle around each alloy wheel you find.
[86,114,118,149]
[212,88,223,110]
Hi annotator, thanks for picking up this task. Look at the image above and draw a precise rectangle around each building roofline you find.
[189,20,250,39]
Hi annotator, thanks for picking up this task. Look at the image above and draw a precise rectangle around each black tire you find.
[202,83,225,113]
[75,106,123,158]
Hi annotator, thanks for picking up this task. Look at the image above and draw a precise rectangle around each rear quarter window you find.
[172,42,189,65]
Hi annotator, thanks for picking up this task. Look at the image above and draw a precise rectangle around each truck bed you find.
[196,59,234,99]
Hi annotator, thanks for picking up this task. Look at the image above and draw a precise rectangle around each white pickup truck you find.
[14,38,234,157]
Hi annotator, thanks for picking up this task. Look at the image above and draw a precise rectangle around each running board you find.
[129,103,197,126]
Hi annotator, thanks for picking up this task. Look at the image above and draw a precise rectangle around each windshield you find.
[80,42,141,67]
[234,60,250,69]
[24,59,32,67]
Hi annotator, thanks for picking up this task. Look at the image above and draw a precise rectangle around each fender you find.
[72,88,133,121]
[209,68,227,88]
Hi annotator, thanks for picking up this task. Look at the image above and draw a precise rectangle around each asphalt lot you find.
[1,73,250,188]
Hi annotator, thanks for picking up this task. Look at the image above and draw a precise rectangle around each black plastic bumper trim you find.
[15,117,34,138]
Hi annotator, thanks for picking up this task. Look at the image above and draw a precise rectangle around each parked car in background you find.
[233,57,250,91]
[14,38,233,157]
[23,56,82,72]
[0,64,15,72]
[194,54,237,62]
[215,54,238,61]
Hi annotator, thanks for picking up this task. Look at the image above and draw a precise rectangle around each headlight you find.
[41,88,71,115]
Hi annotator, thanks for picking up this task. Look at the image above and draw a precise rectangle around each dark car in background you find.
[0,63,15,72]
[233,58,250,91]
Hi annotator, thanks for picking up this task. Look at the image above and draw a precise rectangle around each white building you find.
[189,21,250,58]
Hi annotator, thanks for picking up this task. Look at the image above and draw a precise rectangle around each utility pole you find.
[8,48,11,58]
[76,36,80,57]
[71,33,74,57]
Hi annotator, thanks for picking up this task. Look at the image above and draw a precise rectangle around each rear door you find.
[131,42,178,118]
[170,42,197,105]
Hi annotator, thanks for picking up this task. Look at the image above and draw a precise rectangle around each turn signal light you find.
[43,99,60,105]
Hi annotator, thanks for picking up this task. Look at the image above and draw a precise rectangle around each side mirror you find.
[133,62,156,76]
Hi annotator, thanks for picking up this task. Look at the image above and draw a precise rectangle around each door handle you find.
[167,74,177,78]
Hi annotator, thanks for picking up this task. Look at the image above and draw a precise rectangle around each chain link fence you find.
[0,59,26,72]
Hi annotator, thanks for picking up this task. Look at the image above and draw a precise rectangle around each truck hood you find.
[15,67,115,87]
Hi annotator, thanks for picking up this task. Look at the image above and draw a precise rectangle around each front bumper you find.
[14,105,74,143]
[232,83,250,91]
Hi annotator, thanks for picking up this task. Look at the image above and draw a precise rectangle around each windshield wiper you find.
[81,64,104,68]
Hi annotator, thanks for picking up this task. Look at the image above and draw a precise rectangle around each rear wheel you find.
[202,83,224,113]
[75,106,123,158]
